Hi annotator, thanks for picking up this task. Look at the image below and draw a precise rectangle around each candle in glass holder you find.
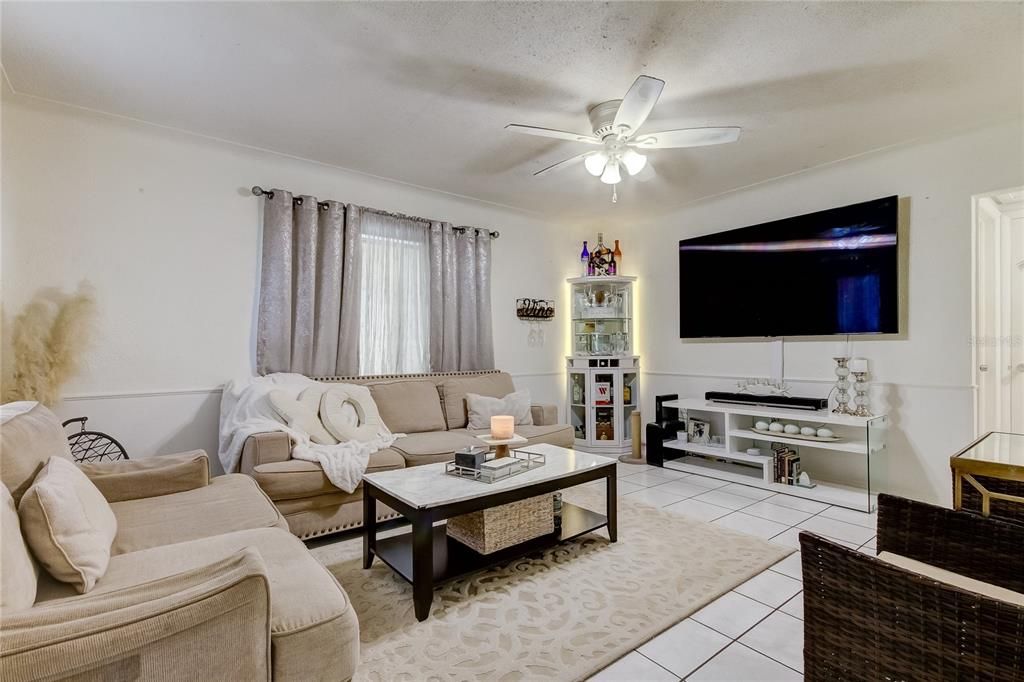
[491,415,515,440]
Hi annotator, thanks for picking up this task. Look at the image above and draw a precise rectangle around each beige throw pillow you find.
[466,390,533,430]
[1,484,39,610]
[18,456,118,593]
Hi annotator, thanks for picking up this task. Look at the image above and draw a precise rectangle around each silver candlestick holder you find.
[832,357,853,415]
[851,370,872,417]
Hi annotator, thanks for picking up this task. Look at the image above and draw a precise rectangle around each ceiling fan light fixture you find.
[621,148,648,176]
[584,152,608,177]
[600,160,622,185]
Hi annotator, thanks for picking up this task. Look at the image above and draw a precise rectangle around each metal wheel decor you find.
[62,417,129,464]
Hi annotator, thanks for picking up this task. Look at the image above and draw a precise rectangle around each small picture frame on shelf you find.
[688,419,710,445]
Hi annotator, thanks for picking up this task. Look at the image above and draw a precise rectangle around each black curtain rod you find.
[251,186,500,238]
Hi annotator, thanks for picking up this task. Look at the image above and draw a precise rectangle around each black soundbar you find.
[705,391,828,411]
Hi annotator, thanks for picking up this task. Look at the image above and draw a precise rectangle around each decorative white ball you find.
[801,426,816,436]
[817,428,834,439]
[754,421,770,431]
[784,424,800,434]
[768,422,785,433]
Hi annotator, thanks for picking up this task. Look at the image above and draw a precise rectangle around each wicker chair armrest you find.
[877,493,1024,592]
[800,531,1024,681]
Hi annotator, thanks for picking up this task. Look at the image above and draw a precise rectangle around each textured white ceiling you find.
[3,1,1022,222]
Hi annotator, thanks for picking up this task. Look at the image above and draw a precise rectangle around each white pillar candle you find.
[491,415,515,440]
[849,358,868,373]
[833,339,851,358]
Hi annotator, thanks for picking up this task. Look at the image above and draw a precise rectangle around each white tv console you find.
[660,398,887,512]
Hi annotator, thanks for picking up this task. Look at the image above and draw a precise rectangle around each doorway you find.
[972,186,1024,434]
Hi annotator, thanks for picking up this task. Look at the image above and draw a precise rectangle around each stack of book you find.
[771,444,801,485]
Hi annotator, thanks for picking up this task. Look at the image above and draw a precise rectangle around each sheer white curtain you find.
[358,211,431,375]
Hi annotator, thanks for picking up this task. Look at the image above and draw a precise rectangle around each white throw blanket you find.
[218,374,397,493]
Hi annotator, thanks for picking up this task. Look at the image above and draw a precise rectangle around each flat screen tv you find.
[679,196,899,338]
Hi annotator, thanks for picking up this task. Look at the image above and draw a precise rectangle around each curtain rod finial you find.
[252,186,274,200]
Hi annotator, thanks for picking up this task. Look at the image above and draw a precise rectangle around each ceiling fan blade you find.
[533,153,589,177]
[505,124,602,145]
[612,75,665,138]
[632,127,742,149]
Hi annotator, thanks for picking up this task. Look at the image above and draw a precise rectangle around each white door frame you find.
[971,186,1024,435]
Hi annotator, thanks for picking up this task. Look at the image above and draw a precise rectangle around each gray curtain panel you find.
[429,222,494,371]
[258,191,493,376]
[256,191,362,376]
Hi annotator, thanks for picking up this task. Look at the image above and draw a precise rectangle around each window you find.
[357,214,430,374]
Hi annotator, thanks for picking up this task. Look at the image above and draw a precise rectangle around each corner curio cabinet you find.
[566,275,639,456]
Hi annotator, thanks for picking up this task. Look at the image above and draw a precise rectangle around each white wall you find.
[630,119,1024,504]
[2,93,580,472]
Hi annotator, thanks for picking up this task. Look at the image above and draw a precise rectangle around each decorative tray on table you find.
[445,449,546,484]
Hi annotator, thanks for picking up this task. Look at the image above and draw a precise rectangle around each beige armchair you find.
[1,403,359,682]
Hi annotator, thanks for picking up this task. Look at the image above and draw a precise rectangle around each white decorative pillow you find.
[320,384,389,442]
[466,390,533,430]
[268,386,338,445]
[18,456,118,594]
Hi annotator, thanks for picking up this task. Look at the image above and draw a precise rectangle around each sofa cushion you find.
[19,456,118,593]
[0,402,74,505]
[252,448,405,501]
[109,474,287,555]
[440,373,516,429]
[35,527,359,682]
[390,431,482,466]
[466,389,534,429]
[1,485,38,611]
[462,423,574,449]
[369,380,446,434]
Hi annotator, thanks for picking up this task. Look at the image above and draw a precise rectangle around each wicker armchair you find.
[800,494,1024,681]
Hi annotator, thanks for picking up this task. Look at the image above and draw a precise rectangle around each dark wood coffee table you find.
[362,443,617,621]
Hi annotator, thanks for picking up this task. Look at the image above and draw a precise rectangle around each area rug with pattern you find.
[310,483,792,682]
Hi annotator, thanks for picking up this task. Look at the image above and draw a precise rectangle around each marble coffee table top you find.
[363,442,614,509]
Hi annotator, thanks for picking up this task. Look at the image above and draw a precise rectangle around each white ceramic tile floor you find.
[688,643,803,682]
[739,611,806,672]
[818,505,877,528]
[624,487,691,508]
[692,591,774,639]
[590,651,677,682]
[637,619,732,678]
[589,461,879,681]
[614,479,647,496]
[742,500,817,526]
[692,488,759,510]
[663,497,734,522]
[797,515,876,546]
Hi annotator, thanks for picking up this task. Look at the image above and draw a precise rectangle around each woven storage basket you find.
[446,493,555,554]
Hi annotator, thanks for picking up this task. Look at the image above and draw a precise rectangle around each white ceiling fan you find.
[506,75,741,201]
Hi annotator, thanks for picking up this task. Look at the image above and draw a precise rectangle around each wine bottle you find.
[608,251,617,275]
[579,241,590,277]
[592,233,612,276]
[613,239,622,273]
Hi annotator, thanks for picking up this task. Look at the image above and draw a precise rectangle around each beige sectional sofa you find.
[0,403,358,681]
[241,370,573,540]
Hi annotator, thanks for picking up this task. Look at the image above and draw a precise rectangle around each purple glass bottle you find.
[580,241,590,277]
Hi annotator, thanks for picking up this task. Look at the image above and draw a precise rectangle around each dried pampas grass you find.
[3,285,96,406]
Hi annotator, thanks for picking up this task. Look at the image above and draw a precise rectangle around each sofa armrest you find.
[240,432,292,475]
[80,450,210,503]
[530,404,559,426]
[0,548,271,682]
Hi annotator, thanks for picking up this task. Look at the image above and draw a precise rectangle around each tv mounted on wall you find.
[679,196,899,338]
